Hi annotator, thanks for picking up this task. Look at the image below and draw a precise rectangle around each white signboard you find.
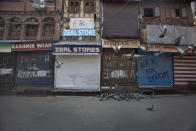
[147,25,196,45]
[70,18,94,29]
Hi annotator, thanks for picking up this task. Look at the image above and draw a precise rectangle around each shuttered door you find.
[173,54,196,89]
[101,49,137,88]
[102,2,139,38]
[55,55,101,91]
[0,53,14,88]
[15,51,54,87]
[137,55,173,87]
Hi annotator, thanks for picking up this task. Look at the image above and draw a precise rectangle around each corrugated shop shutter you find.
[173,54,196,89]
[15,51,54,87]
[0,53,14,88]
[55,55,101,91]
[102,2,139,38]
[137,55,173,87]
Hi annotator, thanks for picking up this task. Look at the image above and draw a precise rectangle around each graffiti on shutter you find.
[101,49,137,87]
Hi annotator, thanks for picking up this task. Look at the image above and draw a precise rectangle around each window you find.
[84,0,96,13]
[171,8,186,18]
[144,8,154,17]
[8,17,22,40]
[0,18,4,40]
[69,0,81,13]
[42,17,55,40]
[25,17,39,40]
[175,9,181,18]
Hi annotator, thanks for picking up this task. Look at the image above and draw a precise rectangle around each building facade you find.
[140,0,196,89]
[53,0,102,91]
[0,0,62,89]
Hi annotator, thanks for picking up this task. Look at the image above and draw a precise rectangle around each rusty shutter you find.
[101,49,137,88]
[173,54,196,89]
[102,2,139,38]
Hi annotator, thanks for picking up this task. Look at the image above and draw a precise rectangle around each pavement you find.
[0,95,196,131]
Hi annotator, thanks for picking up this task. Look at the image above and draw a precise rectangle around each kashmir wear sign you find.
[102,39,140,48]
[12,41,54,51]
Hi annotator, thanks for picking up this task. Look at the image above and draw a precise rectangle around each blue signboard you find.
[62,29,96,36]
[137,55,173,86]
[52,45,102,54]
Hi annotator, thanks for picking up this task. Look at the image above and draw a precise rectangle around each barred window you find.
[0,18,4,40]
[84,0,95,13]
[8,17,22,40]
[25,17,39,40]
[69,0,81,13]
[42,17,55,40]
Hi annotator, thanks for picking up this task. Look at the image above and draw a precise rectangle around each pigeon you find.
[140,45,148,51]
[154,51,163,56]
[146,105,155,111]
[174,35,185,46]
[159,25,167,38]
[176,46,188,56]
[188,45,196,53]
[112,46,121,53]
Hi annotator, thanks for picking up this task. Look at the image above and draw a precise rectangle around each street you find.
[0,95,196,131]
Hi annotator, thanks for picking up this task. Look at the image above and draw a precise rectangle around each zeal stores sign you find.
[52,45,102,55]
[63,18,96,37]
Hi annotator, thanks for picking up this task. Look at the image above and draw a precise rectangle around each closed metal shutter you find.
[15,51,54,87]
[101,49,137,88]
[102,2,139,38]
[0,53,14,88]
[173,54,196,89]
[137,55,173,87]
[55,55,101,91]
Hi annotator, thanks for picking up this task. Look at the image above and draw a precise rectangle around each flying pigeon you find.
[146,105,155,111]
[176,46,188,56]
[112,46,121,53]
[159,25,167,38]
[174,35,185,46]
[140,45,148,51]
[188,45,196,53]
[39,0,46,8]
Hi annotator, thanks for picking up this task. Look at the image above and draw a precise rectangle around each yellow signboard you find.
[102,39,140,48]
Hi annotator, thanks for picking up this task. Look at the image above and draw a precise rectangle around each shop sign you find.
[0,43,11,52]
[12,41,54,51]
[62,29,96,36]
[146,44,177,52]
[52,45,102,55]
[70,18,94,29]
[102,39,140,48]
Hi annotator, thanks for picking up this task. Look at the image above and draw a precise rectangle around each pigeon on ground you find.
[146,105,155,111]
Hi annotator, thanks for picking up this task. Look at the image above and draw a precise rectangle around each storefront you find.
[12,41,54,87]
[53,43,102,91]
[137,44,174,87]
[0,43,14,88]
[101,39,140,89]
